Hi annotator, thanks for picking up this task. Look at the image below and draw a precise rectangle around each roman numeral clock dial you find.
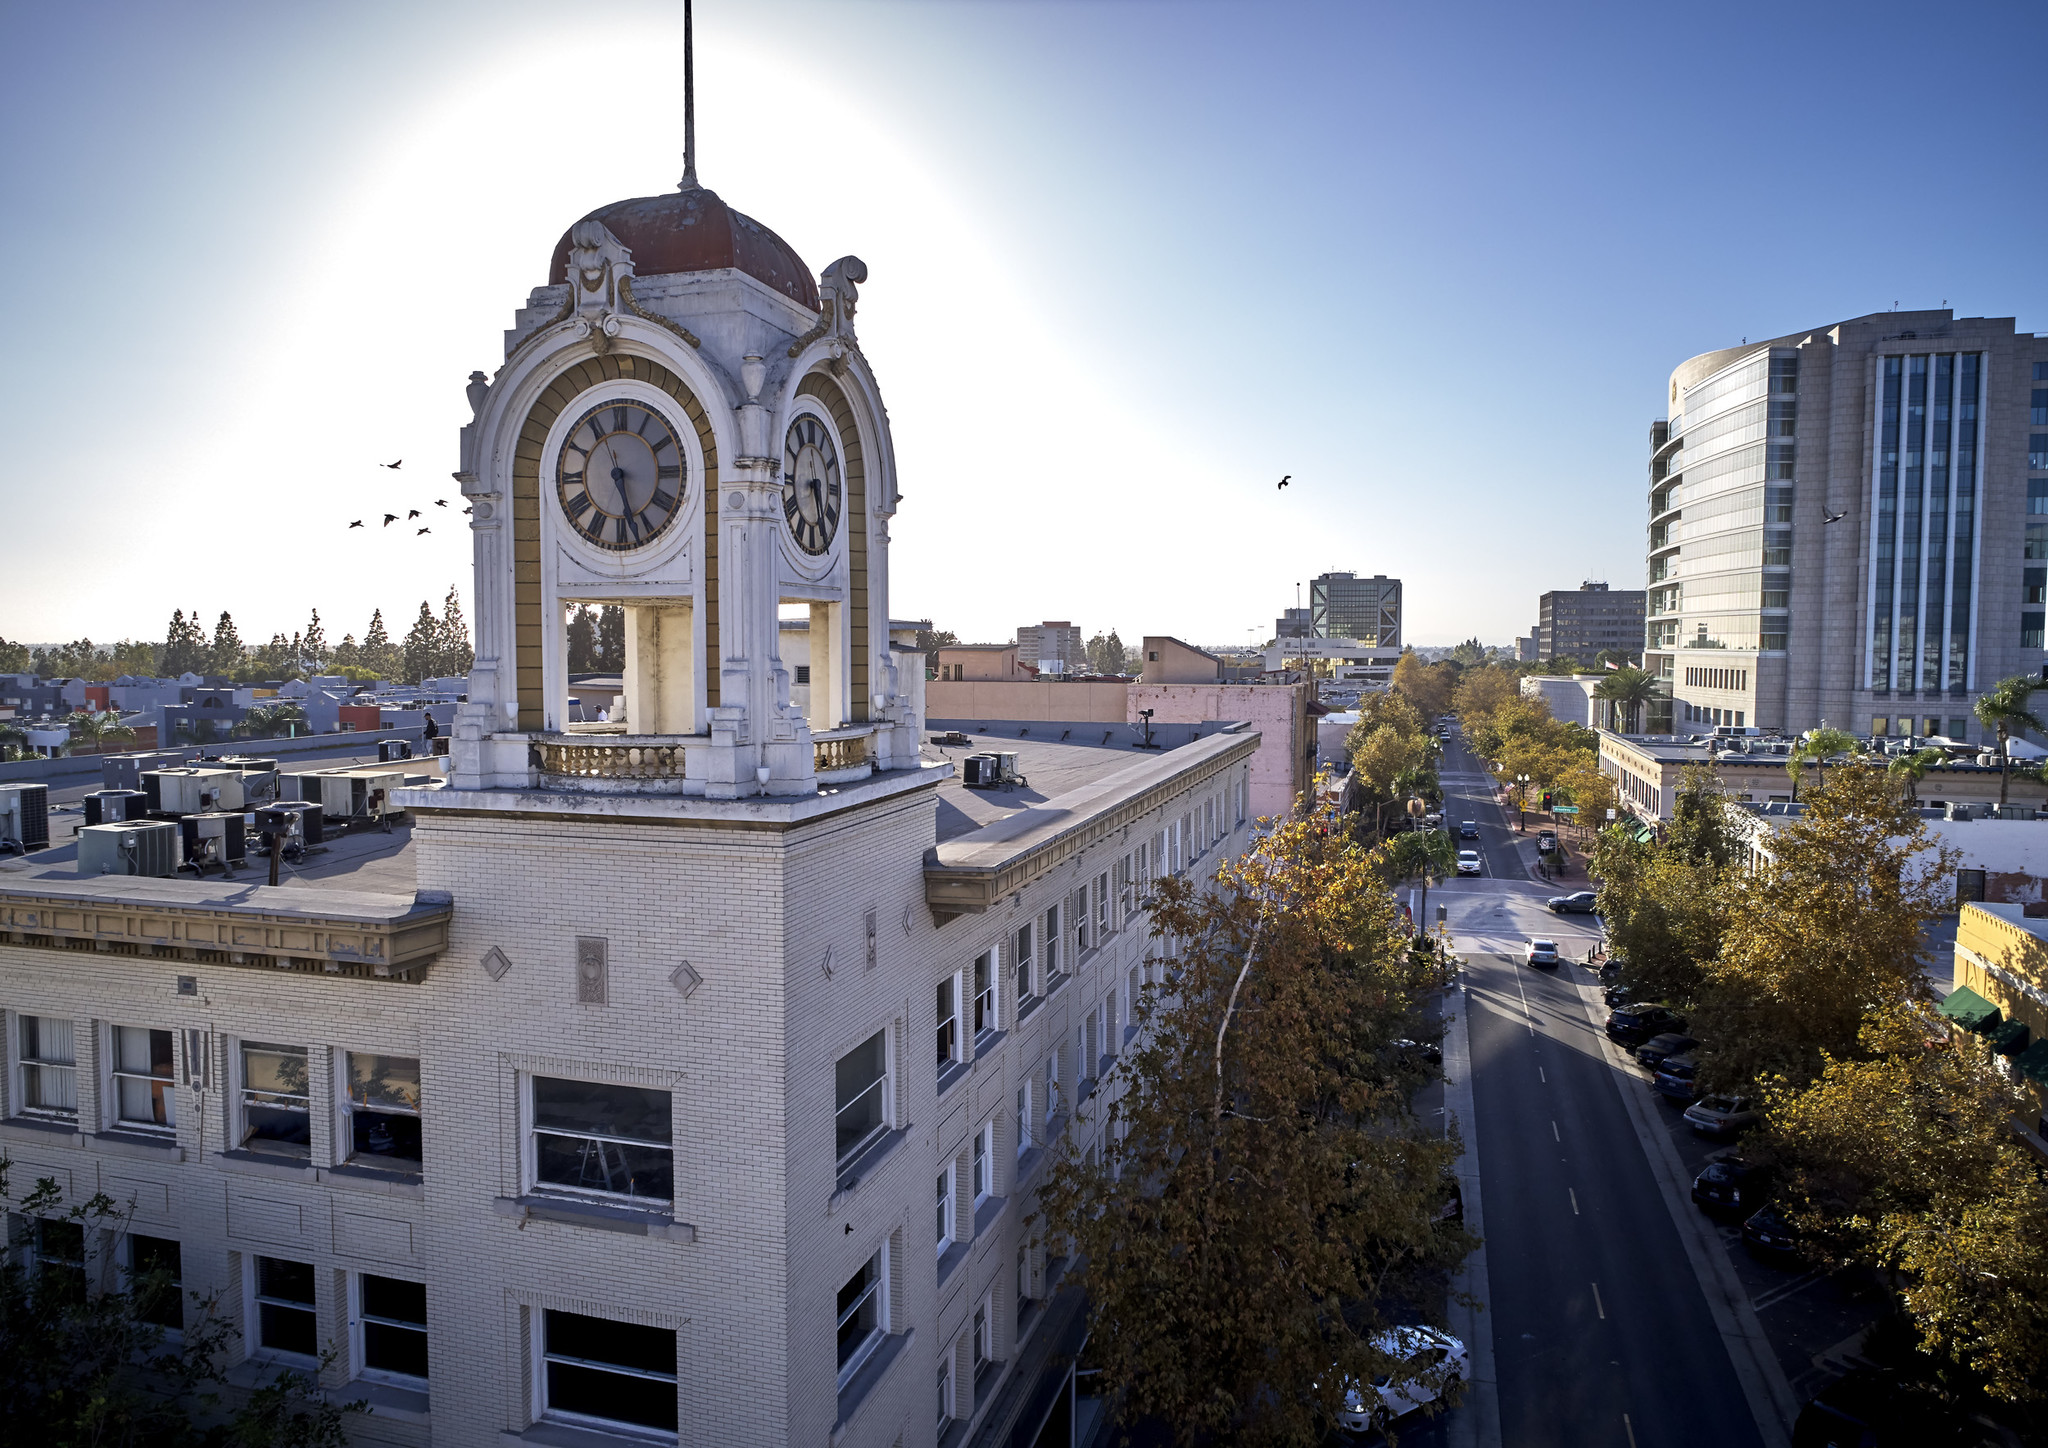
[555,398,686,550]
[782,416,841,556]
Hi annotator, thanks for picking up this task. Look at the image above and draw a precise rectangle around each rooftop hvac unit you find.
[961,753,1027,790]
[101,750,186,791]
[178,812,246,874]
[147,767,245,816]
[378,738,413,763]
[429,736,449,757]
[0,783,51,853]
[253,800,325,856]
[78,820,179,878]
[300,768,405,825]
[83,789,148,826]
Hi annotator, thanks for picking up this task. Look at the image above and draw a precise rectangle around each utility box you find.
[178,812,246,873]
[298,768,406,825]
[142,767,245,816]
[961,752,1026,790]
[83,789,148,826]
[78,820,180,878]
[0,783,51,852]
[101,750,185,791]
[378,738,413,763]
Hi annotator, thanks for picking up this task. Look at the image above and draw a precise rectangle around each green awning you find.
[1937,986,2003,1033]
[2014,1040,2048,1088]
[1988,1018,2032,1056]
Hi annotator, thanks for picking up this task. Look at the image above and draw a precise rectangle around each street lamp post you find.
[1516,774,1529,831]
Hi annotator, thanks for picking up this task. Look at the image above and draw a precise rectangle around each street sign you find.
[1553,805,1579,815]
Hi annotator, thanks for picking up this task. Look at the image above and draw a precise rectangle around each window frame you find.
[342,1050,422,1169]
[16,1012,79,1122]
[935,1162,957,1256]
[536,1307,680,1439]
[972,950,997,1040]
[524,1073,676,1206]
[123,1232,183,1333]
[834,1028,893,1169]
[1095,871,1110,939]
[27,1215,87,1302]
[972,1122,993,1205]
[107,1024,177,1135]
[248,1254,320,1366]
[237,1039,312,1158]
[1015,1082,1031,1158]
[936,971,963,1074]
[835,1248,889,1388]
[973,1292,994,1375]
[351,1271,430,1387]
[1012,923,1035,1009]
[1042,905,1060,979]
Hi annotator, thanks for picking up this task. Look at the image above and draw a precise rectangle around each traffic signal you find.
[1541,791,1554,810]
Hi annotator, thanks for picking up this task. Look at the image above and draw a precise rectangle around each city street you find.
[1432,731,1779,1448]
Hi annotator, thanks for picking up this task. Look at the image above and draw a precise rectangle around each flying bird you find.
[462,506,474,515]
[381,459,403,470]
[417,527,431,536]
[382,513,398,526]
[1277,474,1291,489]
[348,520,364,529]
[1822,508,1846,524]
[433,499,449,508]
[407,509,421,519]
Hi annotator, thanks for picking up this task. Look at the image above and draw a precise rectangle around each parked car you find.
[1525,938,1561,968]
[1458,820,1479,839]
[1692,1156,1769,1215]
[1392,1037,1443,1066]
[1602,981,1636,1008]
[1535,828,1558,854]
[1456,850,1482,876]
[1742,1203,1806,1262]
[1684,1094,1762,1137]
[1546,891,1599,914]
[1334,1326,1471,1435]
[1636,1033,1698,1070]
[1652,1053,1699,1102]
[1605,1004,1683,1045]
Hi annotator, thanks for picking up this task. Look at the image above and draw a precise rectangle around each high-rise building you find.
[1645,310,2048,739]
[1308,572,1401,647]
[1537,582,1645,664]
[1015,620,1082,674]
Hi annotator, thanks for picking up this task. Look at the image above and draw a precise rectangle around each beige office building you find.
[1645,310,2048,739]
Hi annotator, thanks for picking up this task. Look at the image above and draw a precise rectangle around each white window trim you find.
[106,1023,177,1136]
[533,1306,679,1441]
[13,1010,79,1123]
[937,970,965,1073]
[235,1038,312,1156]
[834,1027,895,1170]
[935,1162,957,1257]
[348,1270,429,1388]
[972,1122,994,1205]
[938,1344,957,1425]
[836,1246,890,1390]
[973,1290,995,1372]
[972,949,999,1041]
[245,1253,321,1368]
[338,1050,422,1166]
[522,1073,676,1207]
[1015,1082,1032,1158]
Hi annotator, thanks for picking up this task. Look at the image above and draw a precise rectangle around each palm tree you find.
[1593,665,1659,734]
[1887,747,1946,806]
[1974,675,2048,807]
[1787,725,1858,802]
[237,701,309,740]
[1384,827,1457,941]
[64,709,135,754]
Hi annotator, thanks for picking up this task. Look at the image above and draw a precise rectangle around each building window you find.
[936,1165,957,1255]
[2033,389,2048,427]
[1073,887,1092,954]
[17,1015,77,1120]
[1042,905,1060,978]
[1016,1083,1031,1156]
[938,1355,955,1427]
[345,1053,421,1166]
[1044,1055,1060,1125]
[1013,924,1034,1008]
[357,1274,429,1383]
[531,1077,673,1202]
[1095,872,1110,938]
[2024,612,2045,650]
[972,1122,993,1204]
[108,1025,176,1133]
[837,1251,887,1384]
[126,1233,182,1329]
[1948,718,1969,741]
[835,1030,890,1166]
[541,1310,678,1435]
[973,1295,993,1375]
[239,1042,310,1156]
[2033,435,2048,473]
[936,974,960,1073]
[28,1217,86,1302]
[972,950,996,1038]
[1016,1244,1032,1326]
[254,1256,319,1360]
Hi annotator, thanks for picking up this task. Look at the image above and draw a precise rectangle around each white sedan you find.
[1455,850,1482,876]
[1338,1325,1471,1433]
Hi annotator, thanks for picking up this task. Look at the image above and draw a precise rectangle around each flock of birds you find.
[345,459,472,536]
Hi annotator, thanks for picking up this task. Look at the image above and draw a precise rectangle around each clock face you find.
[782,415,842,557]
[555,399,687,551]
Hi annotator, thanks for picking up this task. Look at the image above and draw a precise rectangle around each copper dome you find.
[549,186,820,312]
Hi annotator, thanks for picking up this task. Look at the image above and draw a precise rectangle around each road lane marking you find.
[1551,1120,1559,1141]
[1591,1281,1605,1319]
[1538,1066,1546,1083]
[1750,1266,1828,1314]
[1569,1188,1579,1215]
[1513,962,1535,1033]
[1623,1413,1637,1448]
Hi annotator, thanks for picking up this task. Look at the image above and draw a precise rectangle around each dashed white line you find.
[1538,1066,1546,1083]
[1623,1412,1638,1448]
[1591,1281,1606,1319]
[1551,1119,1560,1141]
[1569,1188,1580,1216]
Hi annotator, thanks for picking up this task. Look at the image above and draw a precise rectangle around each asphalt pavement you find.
[1432,732,1775,1448]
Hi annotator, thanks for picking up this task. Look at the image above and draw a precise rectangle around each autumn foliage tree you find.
[1037,816,1472,1445]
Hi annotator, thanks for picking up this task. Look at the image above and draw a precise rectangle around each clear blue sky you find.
[4,0,2044,652]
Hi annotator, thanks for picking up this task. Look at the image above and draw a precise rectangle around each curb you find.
[1442,979,1502,1448]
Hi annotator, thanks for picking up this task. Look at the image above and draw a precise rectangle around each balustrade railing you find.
[537,736,687,784]
[813,726,877,777]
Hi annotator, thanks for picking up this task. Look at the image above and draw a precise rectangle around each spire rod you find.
[681,0,697,189]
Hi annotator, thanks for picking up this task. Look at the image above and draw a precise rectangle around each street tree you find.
[1886,747,1947,806]
[1382,826,1457,939]
[1973,674,2047,807]
[437,586,474,677]
[1592,665,1658,733]
[1037,818,1473,1446]
[1785,725,1858,801]
[65,709,136,753]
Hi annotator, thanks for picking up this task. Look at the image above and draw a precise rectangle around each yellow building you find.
[1947,903,2048,1148]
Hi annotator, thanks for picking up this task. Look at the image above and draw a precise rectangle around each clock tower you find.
[448,163,912,799]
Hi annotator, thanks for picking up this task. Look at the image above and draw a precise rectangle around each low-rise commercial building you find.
[1948,903,2048,1148]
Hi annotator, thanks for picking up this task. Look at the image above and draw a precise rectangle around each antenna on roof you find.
[680,0,698,190]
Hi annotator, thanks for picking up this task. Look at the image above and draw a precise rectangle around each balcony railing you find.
[814,725,877,783]
[536,736,689,794]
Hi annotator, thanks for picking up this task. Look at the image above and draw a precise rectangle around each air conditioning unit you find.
[378,738,413,763]
[178,812,246,874]
[101,750,186,791]
[299,768,406,824]
[83,789,148,826]
[429,736,450,757]
[78,820,180,878]
[1946,802,1977,822]
[253,800,325,855]
[145,767,245,816]
[0,783,51,853]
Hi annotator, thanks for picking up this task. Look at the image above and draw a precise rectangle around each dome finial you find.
[680,0,698,190]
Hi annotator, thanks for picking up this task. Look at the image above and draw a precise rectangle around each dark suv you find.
[1691,1157,1768,1216]
[1605,1004,1683,1045]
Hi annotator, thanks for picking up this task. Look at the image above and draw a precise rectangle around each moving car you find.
[1458,820,1479,839]
[1635,1032,1698,1070]
[1525,938,1561,968]
[1547,891,1599,914]
[1691,1156,1768,1215]
[1684,1094,1762,1137]
[1652,1052,1698,1101]
[1335,1326,1471,1435]
[1741,1203,1805,1262]
[1605,1004,1683,1045]
[1456,850,1482,876]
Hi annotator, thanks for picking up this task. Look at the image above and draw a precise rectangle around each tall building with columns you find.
[0,71,1262,1448]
